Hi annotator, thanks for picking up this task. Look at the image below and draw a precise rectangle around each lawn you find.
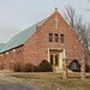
[10,72,90,90]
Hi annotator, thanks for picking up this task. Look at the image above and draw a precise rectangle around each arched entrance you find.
[69,60,81,72]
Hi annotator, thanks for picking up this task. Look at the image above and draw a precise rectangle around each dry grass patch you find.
[10,72,90,90]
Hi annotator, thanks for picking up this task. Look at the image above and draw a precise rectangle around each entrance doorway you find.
[50,54,59,66]
[48,49,64,72]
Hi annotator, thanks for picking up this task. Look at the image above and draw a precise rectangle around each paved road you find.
[0,73,41,90]
[0,80,30,90]
[0,79,38,90]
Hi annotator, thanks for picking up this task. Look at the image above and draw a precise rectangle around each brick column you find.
[62,59,67,79]
[80,59,85,79]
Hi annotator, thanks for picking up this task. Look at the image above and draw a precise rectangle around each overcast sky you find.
[0,0,90,43]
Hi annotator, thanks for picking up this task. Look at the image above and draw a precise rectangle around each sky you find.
[0,0,90,43]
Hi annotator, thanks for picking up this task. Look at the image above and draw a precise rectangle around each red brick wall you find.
[0,11,85,70]
[86,61,90,72]
[0,46,24,70]
[0,54,5,69]
[24,32,38,65]
[23,11,85,66]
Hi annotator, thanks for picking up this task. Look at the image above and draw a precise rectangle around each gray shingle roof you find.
[0,43,5,51]
[0,24,36,53]
[0,18,47,53]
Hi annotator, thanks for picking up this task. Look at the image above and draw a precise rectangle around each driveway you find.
[0,73,42,90]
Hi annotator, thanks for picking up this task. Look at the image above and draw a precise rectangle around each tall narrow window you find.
[49,33,53,42]
[60,34,64,43]
[50,55,53,65]
[55,33,59,42]
[55,55,59,65]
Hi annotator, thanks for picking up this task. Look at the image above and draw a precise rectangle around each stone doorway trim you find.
[47,48,66,72]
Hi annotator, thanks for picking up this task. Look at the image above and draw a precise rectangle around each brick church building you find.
[0,9,85,72]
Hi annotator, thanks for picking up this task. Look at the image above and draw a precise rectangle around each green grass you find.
[10,72,90,90]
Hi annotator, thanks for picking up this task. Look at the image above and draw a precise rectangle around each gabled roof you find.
[0,18,48,53]
[0,9,62,53]
[0,24,36,53]
[0,43,5,51]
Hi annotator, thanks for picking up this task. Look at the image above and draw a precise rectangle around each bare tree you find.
[77,23,90,60]
[64,6,79,28]
[64,5,90,60]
